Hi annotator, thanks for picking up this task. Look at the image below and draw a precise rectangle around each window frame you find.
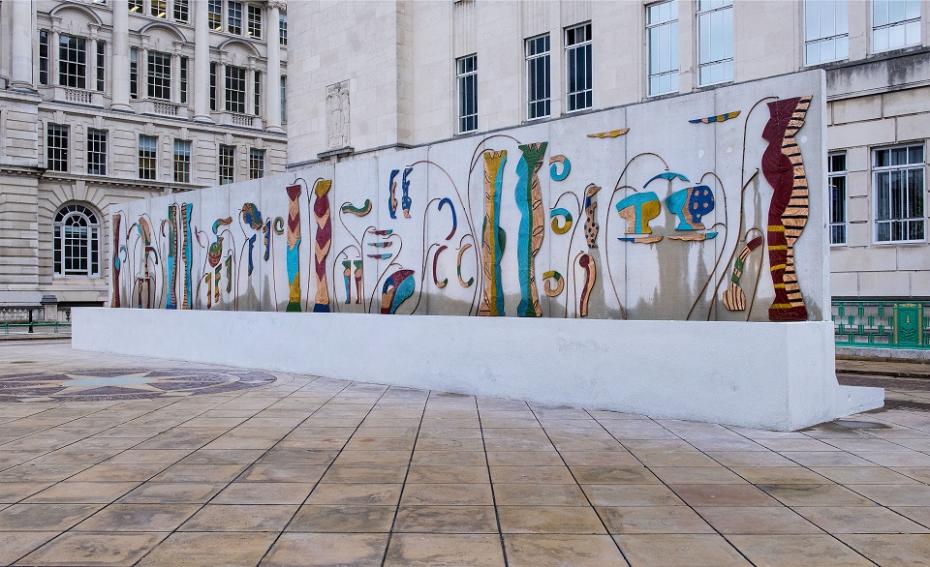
[87,128,108,177]
[646,0,679,97]
[46,123,70,172]
[53,204,100,278]
[249,148,265,180]
[456,53,478,134]
[871,0,922,54]
[525,33,551,121]
[219,144,236,185]
[58,33,88,89]
[173,139,192,184]
[225,65,247,114]
[247,4,263,39]
[147,50,172,101]
[138,134,158,181]
[96,40,106,92]
[696,0,734,87]
[828,151,847,246]
[39,30,49,85]
[208,0,223,31]
[804,0,849,66]
[228,1,243,35]
[872,143,926,244]
[174,0,189,23]
[130,48,139,99]
[280,13,288,46]
[564,22,593,113]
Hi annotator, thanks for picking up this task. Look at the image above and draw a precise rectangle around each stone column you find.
[111,0,131,110]
[193,0,212,122]
[217,62,226,112]
[140,46,149,100]
[171,50,181,104]
[89,37,99,92]
[9,0,35,90]
[246,64,255,115]
[50,29,61,87]
[264,1,283,132]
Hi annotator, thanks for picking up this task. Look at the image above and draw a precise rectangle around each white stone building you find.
[287,0,930,340]
[0,0,288,316]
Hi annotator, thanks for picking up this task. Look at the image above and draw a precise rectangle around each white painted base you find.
[72,308,883,431]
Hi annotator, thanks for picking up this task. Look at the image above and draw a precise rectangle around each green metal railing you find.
[833,299,930,350]
[1,321,71,335]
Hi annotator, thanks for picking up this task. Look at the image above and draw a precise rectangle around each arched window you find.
[54,204,100,277]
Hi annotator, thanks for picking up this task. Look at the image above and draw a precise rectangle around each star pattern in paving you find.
[0,367,276,402]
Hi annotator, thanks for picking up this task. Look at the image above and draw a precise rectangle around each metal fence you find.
[833,299,930,350]
[0,306,71,336]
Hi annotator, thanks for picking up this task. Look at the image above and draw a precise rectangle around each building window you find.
[87,128,107,176]
[248,4,263,38]
[280,75,287,124]
[697,0,733,86]
[58,34,87,89]
[228,1,243,35]
[525,34,550,120]
[874,144,925,243]
[219,144,235,185]
[565,22,592,112]
[54,204,100,277]
[39,31,49,85]
[828,152,847,245]
[128,0,142,14]
[180,56,188,103]
[249,148,265,179]
[647,0,679,96]
[96,41,106,92]
[130,48,139,99]
[254,70,262,115]
[210,62,217,110]
[456,54,477,133]
[147,50,172,100]
[805,0,849,65]
[174,0,189,23]
[151,0,167,18]
[46,124,69,172]
[208,0,223,31]
[225,65,246,113]
[280,13,287,46]
[173,139,191,183]
[138,135,157,180]
[872,0,921,53]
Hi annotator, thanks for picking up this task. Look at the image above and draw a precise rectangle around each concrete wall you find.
[109,71,829,323]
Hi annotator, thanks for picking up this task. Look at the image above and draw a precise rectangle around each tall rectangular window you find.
[225,65,246,113]
[128,0,142,14]
[228,1,243,35]
[248,5,263,38]
[647,0,679,96]
[130,48,139,99]
[138,135,157,180]
[87,128,107,176]
[280,75,287,124]
[151,0,167,18]
[219,144,235,185]
[58,34,87,89]
[280,14,288,46]
[565,22,592,112]
[456,54,477,133]
[174,0,189,23]
[47,124,69,172]
[872,0,921,53]
[96,41,106,91]
[147,50,171,100]
[249,148,265,179]
[208,0,223,31]
[697,0,733,86]
[173,139,191,183]
[805,0,849,65]
[210,62,217,110]
[180,56,188,103]
[254,70,262,115]
[525,34,550,120]
[828,152,847,245]
[39,30,49,85]
[874,144,925,242]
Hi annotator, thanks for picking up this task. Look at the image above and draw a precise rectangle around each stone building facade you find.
[0,0,288,315]
[288,0,930,306]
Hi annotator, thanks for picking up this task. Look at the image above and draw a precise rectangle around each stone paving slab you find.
[1,341,930,565]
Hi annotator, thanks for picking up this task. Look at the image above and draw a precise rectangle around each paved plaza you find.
[0,341,929,566]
